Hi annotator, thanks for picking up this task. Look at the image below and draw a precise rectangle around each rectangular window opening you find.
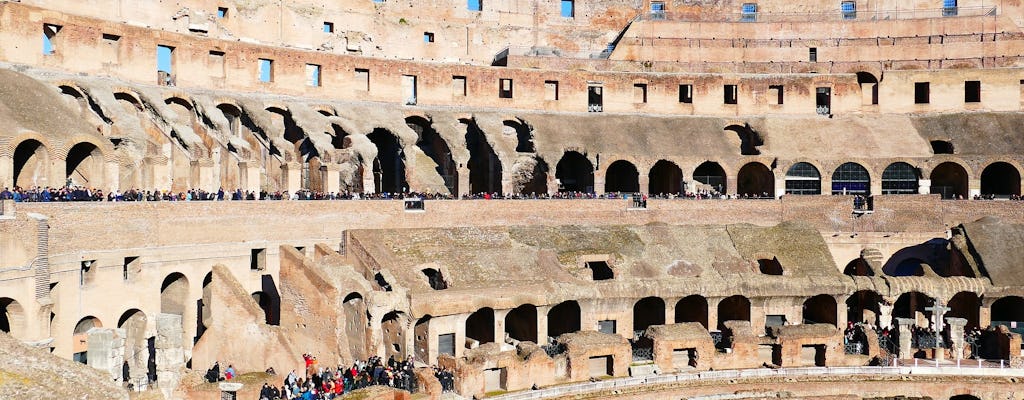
[588,85,604,112]
[679,84,693,103]
[452,75,467,97]
[403,75,417,105]
[724,84,738,104]
[251,248,267,270]
[499,78,513,98]
[157,45,175,86]
[769,85,784,105]
[914,82,930,104]
[561,0,575,18]
[43,24,61,55]
[545,80,559,101]
[217,7,228,18]
[841,1,856,19]
[597,320,616,334]
[424,32,435,43]
[323,22,334,33]
[633,83,648,103]
[808,47,817,62]
[80,260,96,286]
[965,80,981,103]
[102,33,121,43]
[208,50,225,77]
[468,0,482,12]
[123,256,139,281]
[816,87,832,115]
[741,3,757,22]
[943,0,958,16]
[258,58,274,82]
[356,68,370,91]
[306,64,321,87]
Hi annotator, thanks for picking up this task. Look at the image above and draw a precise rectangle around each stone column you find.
[87,327,127,383]
[0,154,12,188]
[145,156,170,191]
[706,298,721,332]
[494,309,510,344]
[918,178,932,195]
[281,162,302,195]
[322,164,341,195]
[968,178,981,199]
[536,305,550,345]
[593,169,605,195]
[878,302,894,329]
[725,174,737,196]
[774,175,786,199]
[105,160,120,192]
[946,317,967,361]
[156,314,186,396]
[238,161,261,194]
[192,159,216,191]
[457,165,470,198]
[896,317,915,360]
[50,158,66,189]
[869,178,882,198]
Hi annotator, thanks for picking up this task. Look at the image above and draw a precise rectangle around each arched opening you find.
[930,162,969,199]
[505,120,535,153]
[831,162,870,195]
[604,160,639,193]
[517,157,548,195]
[250,291,281,325]
[693,161,726,194]
[408,116,457,195]
[674,295,709,329]
[888,258,928,277]
[331,124,349,150]
[160,273,189,316]
[717,295,751,331]
[421,268,448,290]
[414,315,432,362]
[196,272,212,342]
[947,292,980,329]
[633,297,666,334]
[368,129,406,193]
[980,162,1021,197]
[586,261,614,280]
[504,304,538,343]
[217,104,243,138]
[13,139,50,188]
[893,292,934,326]
[464,120,502,195]
[118,309,151,383]
[881,162,919,195]
[845,290,881,325]
[0,298,25,337]
[949,395,980,400]
[342,293,368,360]
[73,316,102,363]
[466,307,495,345]
[737,163,774,197]
[930,140,955,154]
[843,258,874,276]
[856,71,879,105]
[803,295,838,326]
[555,151,594,193]
[991,296,1024,325]
[785,162,821,195]
[649,160,683,195]
[725,124,763,155]
[65,142,104,188]
[381,311,408,359]
[757,258,783,275]
[547,301,581,338]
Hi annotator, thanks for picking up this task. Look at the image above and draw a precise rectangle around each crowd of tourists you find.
[249,354,420,400]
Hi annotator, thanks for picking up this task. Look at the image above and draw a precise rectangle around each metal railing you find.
[636,6,997,23]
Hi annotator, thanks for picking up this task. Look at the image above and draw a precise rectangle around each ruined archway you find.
[888,258,928,277]
[737,162,774,197]
[947,292,980,329]
[343,292,368,360]
[846,290,881,325]
[504,304,538,343]
[893,292,933,326]
[73,316,102,363]
[980,162,1021,197]
[408,116,457,195]
[159,272,189,316]
[717,295,751,331]
[881,162,919,195]
[381,311,408,359]
[517,157,549,195]
[831,162,870,195]
[785,162,821,195]
[930,162,968,199]
[991,296,1024,324]
[65,142,104,188]
[843,258,874,276]
[196,272,212,343]
[674,295,709,329]
[633,297,665,334]
[605,160,639,193]
[117,309,150,383]
[505,120,534,153]
[368,129,407,193]
[465,120,502,195]
[13,139,50,188]
[556,151,594,193]
[547,301,581,338]
[803,294,837,326]
[0,297,25,337]
[693,161,726,194]
[466,307,495,345]
[649,160,682,195]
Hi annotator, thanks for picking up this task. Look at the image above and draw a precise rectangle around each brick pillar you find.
[156,314,186,394]
[536,305,550,345]
[238,161,261,194]
[323,164,341,195]
[281,162,301,196]
[192,159,216,191]
[494,309,510,345]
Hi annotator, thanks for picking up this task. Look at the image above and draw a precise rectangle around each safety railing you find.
[636,6,997,23]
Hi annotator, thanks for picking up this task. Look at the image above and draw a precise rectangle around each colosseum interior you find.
[2,0,1024,399]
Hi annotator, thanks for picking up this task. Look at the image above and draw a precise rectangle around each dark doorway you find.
[556,151,594,193]
[930,162,968,199]
[633,297,666,334]
[717,295,751,331]
[368,129,406,193]
[737,163,774,197]
[693,161,726,194]
[674,295,708,329]
[504,304,538,343]
[649,160,683,195]
[547,301,581,338]
[464,120,502,195]
[408,116,457,195]
[803,294,837,326]
[981,162,1021,197]
[466,308,495,344]
[605,160,639,193]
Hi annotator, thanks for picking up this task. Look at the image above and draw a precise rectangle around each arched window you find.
[881,162,918,194]
[831,162,870,195]
[785,162,821,195]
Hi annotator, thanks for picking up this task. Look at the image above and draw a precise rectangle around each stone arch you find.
[504,119,534,153]
[160,272,189,316]
[886,257,928,277]
[855,71,879,105]
[737,162,774,197]
[421,268,448,290]
[803,294,837,326]
[633,297,665,334]
[113,91,144,111]
[843,258,874,276]
[893,292,934,325]
[547,301,581,338]
[117,308,150,381]
[463,119,502,195]
[991,296,1024,323]
[846,290,882,325]
[342,292,368,360]
[674,295,709,329]
[605,160,639,193]
[504,304,538,343]
[980,161,1021,197]
[724,124,762,155]
[58,84,91,115]
[693,161,726,194]
[266,107,312,159]
[12,138,51,188]
[196,272,212,342]
[367,128,407,193]
[831,162,870,195]
[949,395,981,400]
[72,316,102,363]
[466,307,495,345]
[65,141,105,188]
[0,297,25,337]
[516,156,549,195]
[407,116,457,195]
[381,311,408,359]
[717,295,750,331]
[946,291,980,329]
[930,161,969,199]
[556,151,594,193]
[649,160,683,195]
[881,162,920,195]
[784,161,821,195]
